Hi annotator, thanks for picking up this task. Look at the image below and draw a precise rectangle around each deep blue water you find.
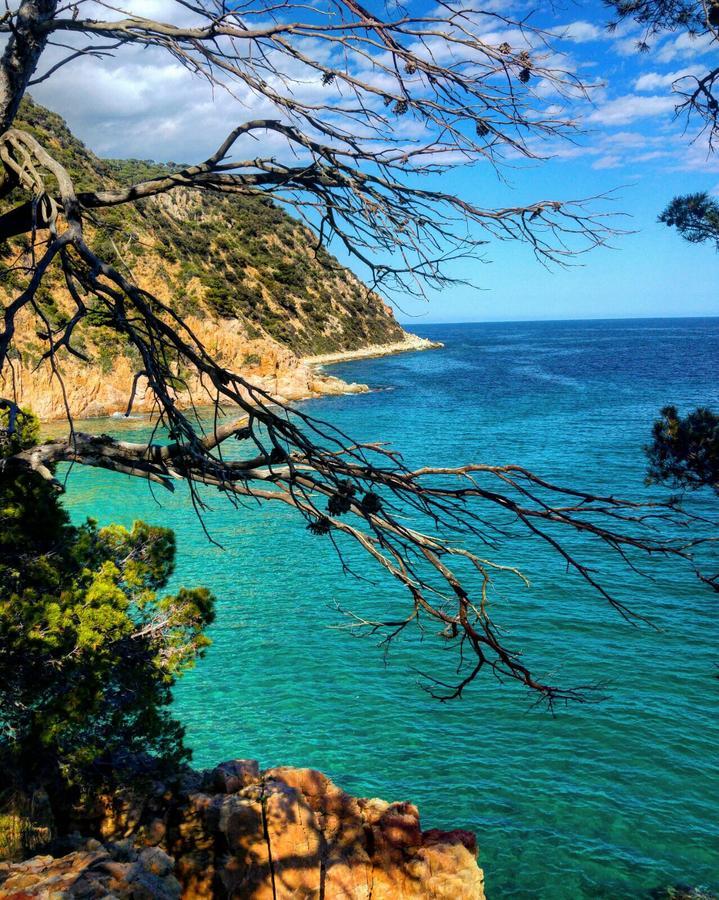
[60,318,719,898]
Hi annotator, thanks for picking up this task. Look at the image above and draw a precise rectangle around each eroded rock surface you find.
[0,842,181,898]
[4,320,370,421]
[0,761,484,899]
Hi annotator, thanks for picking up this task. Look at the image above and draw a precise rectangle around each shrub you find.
[0,419,215,808]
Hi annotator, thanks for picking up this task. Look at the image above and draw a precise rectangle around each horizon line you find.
[397,313,719,326]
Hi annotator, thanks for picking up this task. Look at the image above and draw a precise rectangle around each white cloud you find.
[604,130,656,149]
[16,0,717,181]
[634,150,671,162]
[656,32,716,63]
[634,66,705,91]
[608,20,716,60]
[587,93,676,126]
[31,48,250,160]
[559,21,603,43]
[27,21,355,161]
[613,35,649,56]
[592,154,622,169]
[80,1,203,25]
[671,142,719,173]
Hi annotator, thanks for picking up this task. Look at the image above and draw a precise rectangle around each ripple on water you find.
[60,319,719,900]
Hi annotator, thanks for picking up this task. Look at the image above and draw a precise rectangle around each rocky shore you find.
[0,761,484,899]
[2,318,371,422]
[4,325,441,422]
[304,332,442,367]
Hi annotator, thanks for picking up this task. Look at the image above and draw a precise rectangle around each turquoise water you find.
[60,318,719,898]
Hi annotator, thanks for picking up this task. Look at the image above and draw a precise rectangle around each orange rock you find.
[211,759,260,794]
[0,312,371,421]
[2,761,484,899]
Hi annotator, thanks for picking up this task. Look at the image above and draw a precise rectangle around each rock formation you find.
[0,843,182,898]
[5,317,370,421]
[0,761,485,899]
[1,99,429,422]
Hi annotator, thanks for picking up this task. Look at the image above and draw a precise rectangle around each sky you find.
[27,0,719,324]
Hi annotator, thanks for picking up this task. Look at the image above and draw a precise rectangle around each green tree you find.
[646,406,719,495]
[646,197,719,500]
[0,409,215,812]
[605,0,719,146]
[0,2,711,706]
[659,193,719,249]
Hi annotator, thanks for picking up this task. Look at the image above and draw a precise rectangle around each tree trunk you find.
[0,1,58,132]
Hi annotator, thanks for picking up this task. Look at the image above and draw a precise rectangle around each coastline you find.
[29,331,440,424]
[303,332,442,367]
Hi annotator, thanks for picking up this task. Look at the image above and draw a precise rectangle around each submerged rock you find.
[648,887,717,899]
[0,760,484,899]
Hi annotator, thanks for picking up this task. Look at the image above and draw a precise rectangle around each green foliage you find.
[103,157,187,185]
[96,344,116,374]
[604,0,710,37]
[0,429,215,796]
[645,405,719,494]
[0,407,39,458]
[273,259,309,290]
[8,97,405,356]
[84,303,115,328]
[204,274,261,318]
[0,793,53,862]
[659,193,719,250]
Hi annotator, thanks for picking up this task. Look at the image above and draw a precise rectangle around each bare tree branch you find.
[0,0,711,705]
[606,0,719,148]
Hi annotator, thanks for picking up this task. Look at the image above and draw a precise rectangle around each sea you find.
[59,318,719,899]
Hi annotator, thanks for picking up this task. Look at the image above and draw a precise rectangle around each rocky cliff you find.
[0,99,425,420]
[0,761,485,899]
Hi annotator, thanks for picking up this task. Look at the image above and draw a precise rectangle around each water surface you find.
[61,318,719,898]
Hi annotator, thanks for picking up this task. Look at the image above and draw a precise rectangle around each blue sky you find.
[30,0,719,323]
[402,154,719,324]
[389,1,719,323]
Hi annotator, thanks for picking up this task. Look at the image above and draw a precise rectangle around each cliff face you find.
[0,761,485,899]
[4,313,374,421]
[0,99,412,420]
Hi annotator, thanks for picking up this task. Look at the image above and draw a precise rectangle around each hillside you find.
[0,99,425,419]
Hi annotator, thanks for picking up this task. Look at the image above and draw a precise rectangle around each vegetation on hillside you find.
[2,97,404,365]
